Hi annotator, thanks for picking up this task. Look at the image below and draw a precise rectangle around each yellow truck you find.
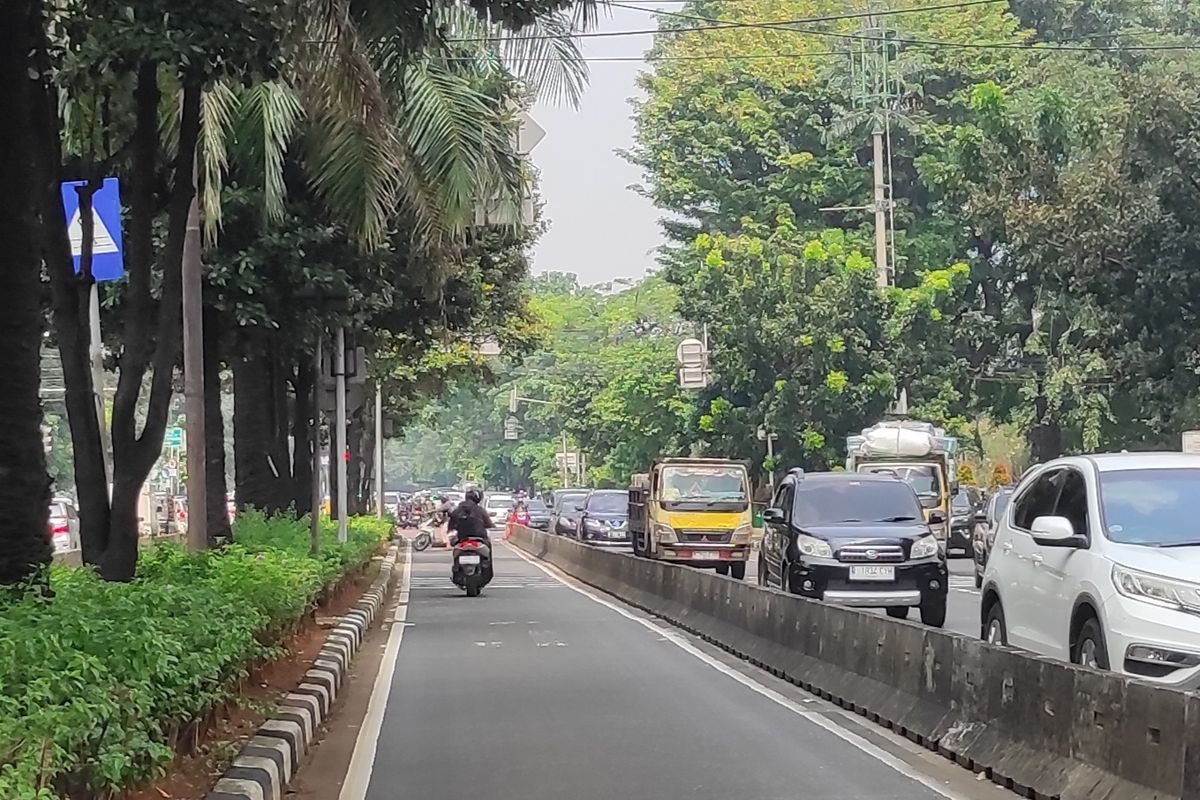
[628,458,754,579]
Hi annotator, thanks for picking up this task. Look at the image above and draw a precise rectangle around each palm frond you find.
[232,81,304,226]
[294,0,410,247]
[199,81,237,245]
[435,6,590,107]
[399,59,522,234]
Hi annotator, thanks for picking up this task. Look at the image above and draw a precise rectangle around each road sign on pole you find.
[61,177,125,281]
[504,415,520,440]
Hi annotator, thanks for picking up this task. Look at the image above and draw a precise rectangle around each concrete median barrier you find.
[509,525,1196,800]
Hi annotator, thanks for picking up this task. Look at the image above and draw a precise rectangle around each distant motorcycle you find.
[452,538,492,597]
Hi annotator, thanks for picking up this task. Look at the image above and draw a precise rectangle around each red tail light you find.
[50,520,69,535]
[457,540,481,550]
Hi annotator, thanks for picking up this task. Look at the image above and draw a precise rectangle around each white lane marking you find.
[338,551,412,800]
[504,543,970,800]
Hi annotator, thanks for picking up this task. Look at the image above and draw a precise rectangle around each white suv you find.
[980,453,1200,688]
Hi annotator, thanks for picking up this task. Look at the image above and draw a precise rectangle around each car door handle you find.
[1002,542,1013,553]
[1031,554,1044,566]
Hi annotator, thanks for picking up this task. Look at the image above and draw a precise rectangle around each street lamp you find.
[757,425,779,489]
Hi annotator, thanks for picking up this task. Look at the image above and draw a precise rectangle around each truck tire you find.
[729,561,746,580]
[715,563,730,576]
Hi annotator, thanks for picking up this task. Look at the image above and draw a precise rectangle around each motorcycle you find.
[452,538,492,597]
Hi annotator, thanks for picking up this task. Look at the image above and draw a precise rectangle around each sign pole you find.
[182,175,207,552]
[310,334,323,553]
[335,326,348,544]
[89,283,112,489]
[375,383,384,518]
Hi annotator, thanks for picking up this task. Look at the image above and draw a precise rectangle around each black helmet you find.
[466,488,483,503]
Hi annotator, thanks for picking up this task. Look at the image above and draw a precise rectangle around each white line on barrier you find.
[505,541,971,800]
[338,550,412,800]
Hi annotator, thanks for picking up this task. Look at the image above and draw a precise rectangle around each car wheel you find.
[886,606,909,620]
[920,596,947,628]
[757,554,767,586]
[984,602,1007,645]
[729,561,746,580]
[715,563,730,576]
[1072,617,1110,670]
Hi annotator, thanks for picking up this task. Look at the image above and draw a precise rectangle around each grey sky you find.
[529,5,674,285]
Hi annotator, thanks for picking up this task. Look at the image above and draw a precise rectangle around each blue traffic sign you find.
[61,177,124,282]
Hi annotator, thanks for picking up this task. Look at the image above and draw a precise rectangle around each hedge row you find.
[0,511,391,800]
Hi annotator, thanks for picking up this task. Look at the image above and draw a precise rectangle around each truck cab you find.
[629,459,754,579]
[846,421,959,548]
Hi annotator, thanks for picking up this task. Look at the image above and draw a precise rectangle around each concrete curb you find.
[204,543,401,800]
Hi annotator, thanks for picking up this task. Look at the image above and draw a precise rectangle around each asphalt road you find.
[351,543,999,800]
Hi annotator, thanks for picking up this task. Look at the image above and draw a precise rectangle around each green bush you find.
[0,514,386,799]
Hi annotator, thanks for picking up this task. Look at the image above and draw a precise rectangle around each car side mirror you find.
[574,504,584,512]
[974,510,987,522]
[1031,515,1086,547]
[762,508,785,524]
[928,510,947,526]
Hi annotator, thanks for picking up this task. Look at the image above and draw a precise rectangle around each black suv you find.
[759,470,949,627]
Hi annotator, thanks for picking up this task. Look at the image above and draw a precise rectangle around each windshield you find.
[793,480,923,526]
[952,493,972,511]
[557,493,587,512]
[1099,468,1200,546]
[486,495,514,509]
[863,464,940,497]
[660,466,747,502]
[527,499,548,513]
[588,492,628,514]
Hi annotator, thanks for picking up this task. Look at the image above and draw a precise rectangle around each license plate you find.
[608,530,624,539]
[849,565,895,581]
[692,551,721,561]
[458,554,481,565]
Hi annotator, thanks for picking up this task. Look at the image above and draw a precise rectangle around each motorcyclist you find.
[449,488,493,545]
[449,488,494,585]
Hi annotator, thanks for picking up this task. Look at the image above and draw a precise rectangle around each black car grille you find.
[836,544,905,563]
[678,530,733,544]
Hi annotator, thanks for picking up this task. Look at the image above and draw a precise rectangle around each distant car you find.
[485,493,515,519]
[972,487,1014,588]
[948,490,976,557]
[526,497,552,530]
[981,453,1200,687]
[48,497,80,553]
[552,490,589,536]
[760,470,949,627]
[575,489,631,545]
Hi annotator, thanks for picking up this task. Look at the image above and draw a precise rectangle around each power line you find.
[634,2,1200,53]
[447,0,1008,43]
[455,51,845,62]
[452,0,1200,54]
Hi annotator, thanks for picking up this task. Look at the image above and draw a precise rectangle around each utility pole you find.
[181,179,206,552]
[821,8,898,288]
[560,431,569,488]
[334,326,348,543]
[872,128,889,288]
[375,383,384,517]
[310,334,322,553]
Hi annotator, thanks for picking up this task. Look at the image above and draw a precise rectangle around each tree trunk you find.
[1028,388,1063,464]
[103,73,200,581]
[203,305,232,544]
[233,329,292,514]
[30,0,109,563]
[0,0,53,584]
